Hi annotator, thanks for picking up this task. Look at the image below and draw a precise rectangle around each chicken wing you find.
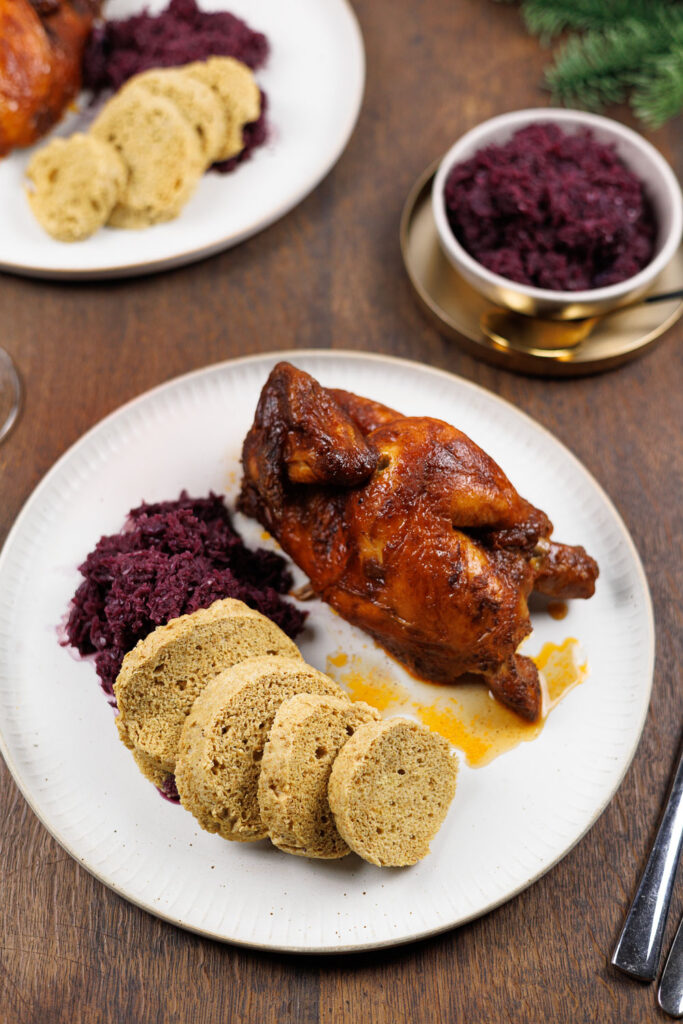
[0,0,99,157]
[239,363,598,721]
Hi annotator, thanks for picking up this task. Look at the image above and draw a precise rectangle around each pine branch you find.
[544,10,683,113]
[522,0,678,43]
[632,45,683,127]
[492,0,683,126]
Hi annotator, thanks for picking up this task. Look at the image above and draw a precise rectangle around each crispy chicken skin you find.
[0,0,99,157]
[238,363,599,721]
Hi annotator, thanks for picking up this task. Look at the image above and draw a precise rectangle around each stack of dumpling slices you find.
[114,598,458,868]
[26,57,260,241]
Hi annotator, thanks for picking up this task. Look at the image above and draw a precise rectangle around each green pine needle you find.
[546,15,677,106]
[632,45,683,128]
[494,0,683,127]
[522,0,678,43]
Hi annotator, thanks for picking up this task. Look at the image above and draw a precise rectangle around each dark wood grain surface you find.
[1,2,682,1021]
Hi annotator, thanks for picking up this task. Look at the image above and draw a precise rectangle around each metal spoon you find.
[612,740,683,981]
[480,288,683,356]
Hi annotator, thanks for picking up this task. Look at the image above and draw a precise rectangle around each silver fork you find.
[659,913,683,1017]
[612,741,683,981]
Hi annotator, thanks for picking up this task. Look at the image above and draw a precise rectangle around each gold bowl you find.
[431,109,683,320]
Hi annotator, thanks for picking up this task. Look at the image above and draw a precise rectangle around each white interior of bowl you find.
[432,108,683,303]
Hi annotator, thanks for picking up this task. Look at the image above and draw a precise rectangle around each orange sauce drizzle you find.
[325,638,587,768]
[536,636,588,709]
[326,654,410,711]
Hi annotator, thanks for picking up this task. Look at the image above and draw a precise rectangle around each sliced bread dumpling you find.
[91,88,204,226]
[176,656,347,842]
[26,133,126,241]
[122,67,228,166]
[114,598,301,790]
[258,693,380,859]
[184,56,261,161]
[328,718,458,867]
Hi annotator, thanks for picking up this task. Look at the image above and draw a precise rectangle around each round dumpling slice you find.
[258,693,380,859]
[328,718,458,866]
[114,598,301,791]
[26,133,126,241]
[122,68,228,166]
[91,88,204,226]
[184,57,261,162]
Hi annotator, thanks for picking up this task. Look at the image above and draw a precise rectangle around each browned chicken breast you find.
[239,363,599,722]
[0,0,100,157]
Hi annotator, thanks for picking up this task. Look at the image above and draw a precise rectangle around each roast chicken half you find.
[239,363,599,722]
[0,0,100,157]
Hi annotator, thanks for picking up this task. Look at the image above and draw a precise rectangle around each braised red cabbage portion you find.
[64,492,306,702]
[444,123,656,291]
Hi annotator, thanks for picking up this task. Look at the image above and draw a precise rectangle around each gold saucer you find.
[400,162,683,376]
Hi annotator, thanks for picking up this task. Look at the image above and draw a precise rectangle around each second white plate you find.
[0,351,654,951]
[0,0,364,279]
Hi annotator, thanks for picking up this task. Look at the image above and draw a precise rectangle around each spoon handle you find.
[659,914,683,1017]
[612,744,683,981]
[644,288,683,304]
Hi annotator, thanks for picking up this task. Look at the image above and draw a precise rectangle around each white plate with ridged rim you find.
[0,351,653,952]
[0,0,364,280]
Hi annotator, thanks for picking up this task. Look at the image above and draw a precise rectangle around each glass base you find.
[0,348,21,444]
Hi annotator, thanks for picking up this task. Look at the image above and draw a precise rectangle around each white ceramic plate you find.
[0,0,364,280]
[0,352,653,952]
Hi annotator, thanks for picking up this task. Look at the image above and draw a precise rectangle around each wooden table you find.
[1,2,681,1021]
